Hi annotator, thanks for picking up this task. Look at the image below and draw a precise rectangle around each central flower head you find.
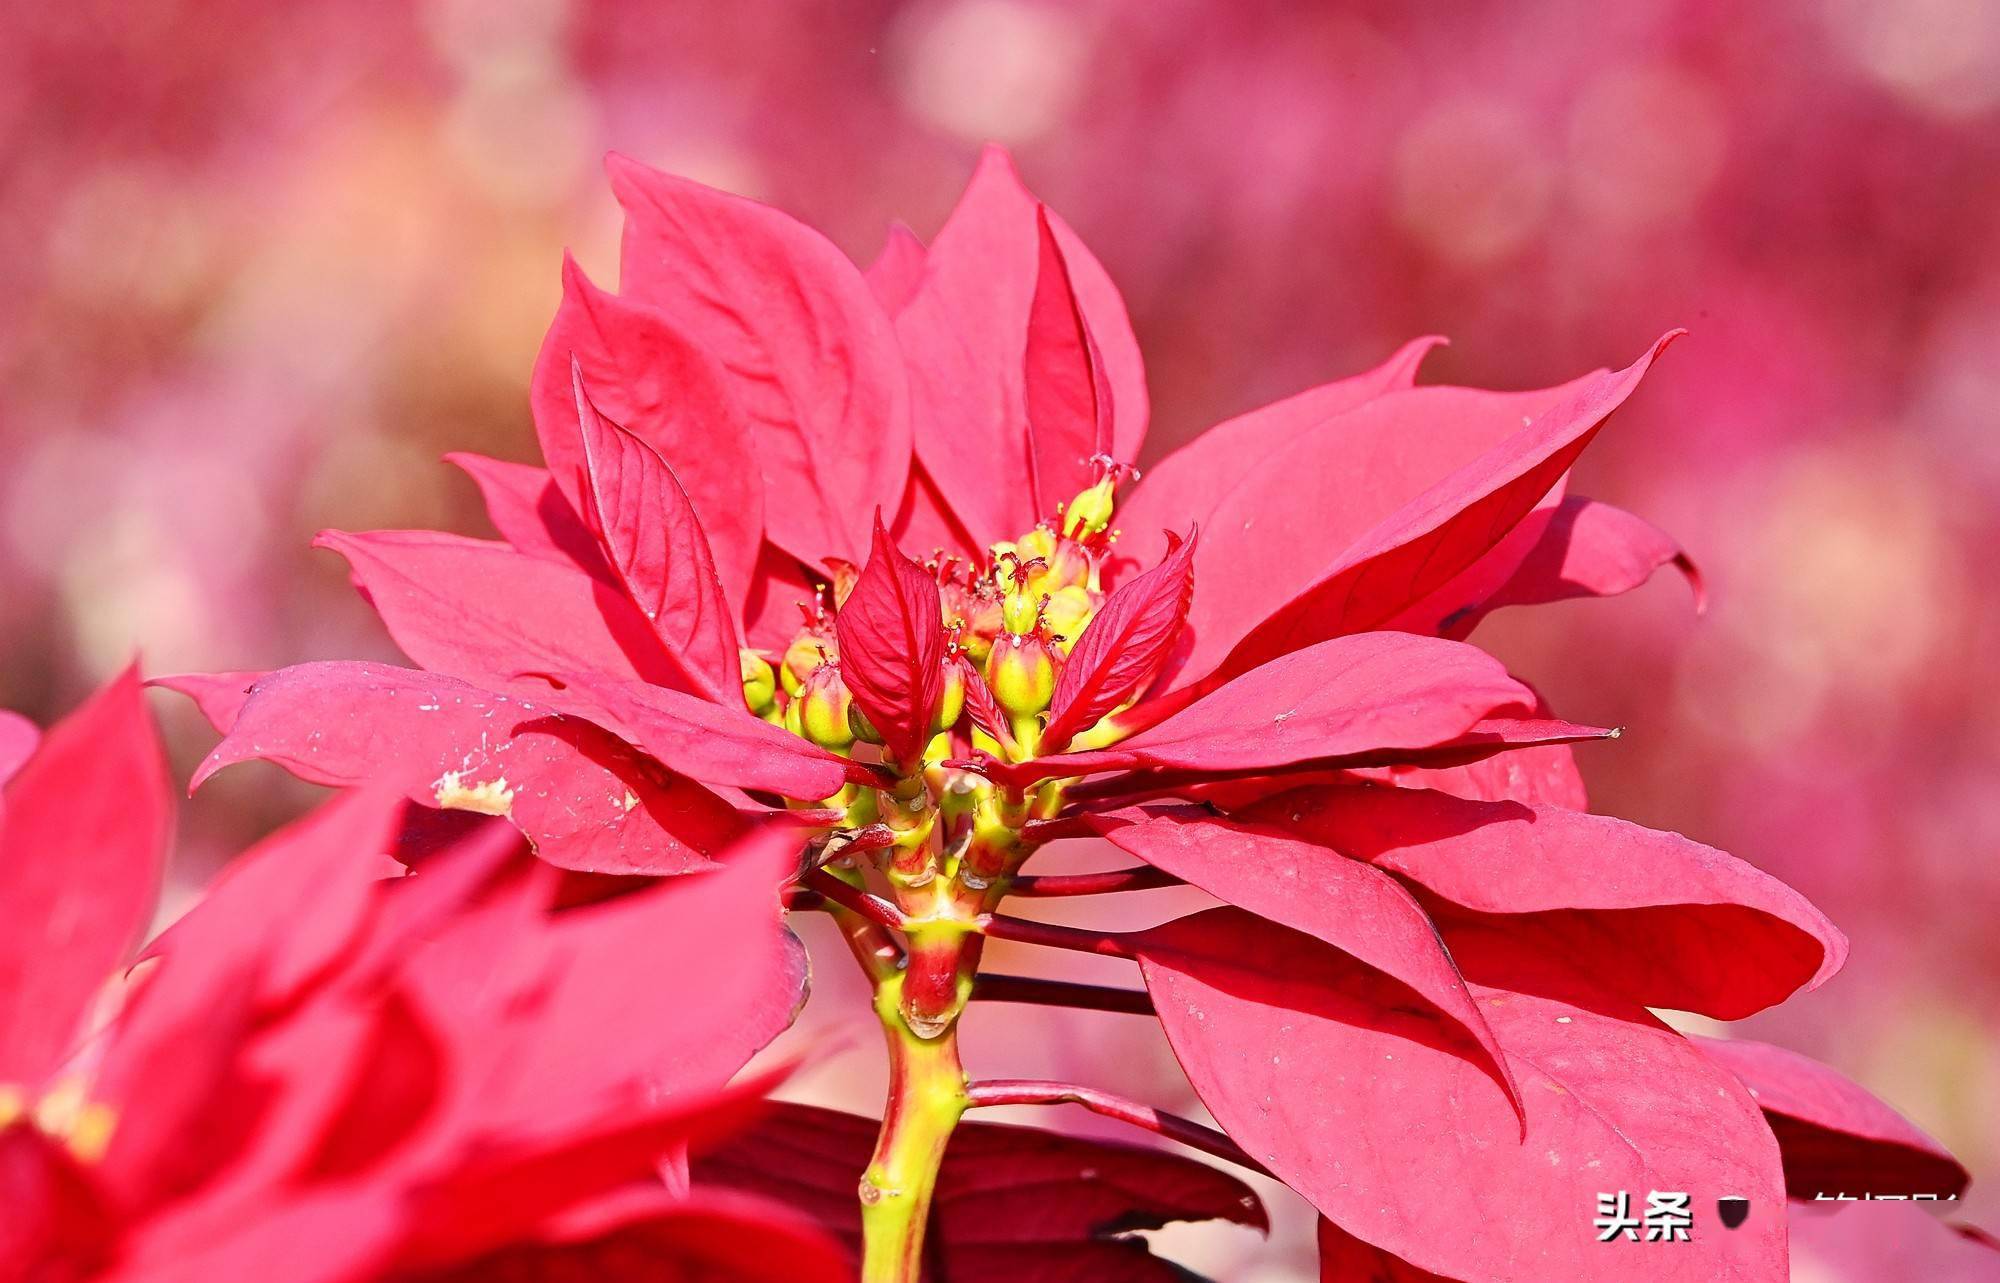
[766,466,1138,774]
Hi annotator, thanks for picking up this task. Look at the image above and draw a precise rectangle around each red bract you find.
[1,674,842,1282]
[157,147,1986,1281]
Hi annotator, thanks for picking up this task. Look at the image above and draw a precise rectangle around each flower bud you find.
[1042,585,1095,654]
[740,650,777,715]
[985,629,1058,719]
[1061,475,1117,539]
[1039,536,1096,595]
[796,662,855,750]
[932,653,966,734]
[781,632,831,696]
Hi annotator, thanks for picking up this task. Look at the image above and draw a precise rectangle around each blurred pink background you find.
[5,2,1997,1277]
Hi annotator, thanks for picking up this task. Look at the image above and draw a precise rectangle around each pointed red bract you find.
[1137,915,1787,1282]
[145,670,263,735]
[890,458,982,564]
[1351,690,1591,809]
[316,529,694,696]
[608,154,909,567]
[0,667,171,1087]
[1113,335,1443,573]
[1216,335,1680,680]
[0,1125,113,1280]
[1317,1217,1453,1282]
[896,147,1146,543]
[1015,632,1530,785]
[834,520,945,767]
[188,662,745,875]
[532,254,764,609]
[1043,530,1196,753]
[141,786,406,1012]
[1695,1037,1969,1200]
[446,452,610,577]
[863,222,927,315]
[533,671,871,800]
[573,365,741,703]
[1462,493,1705,625]
[1023,205,1114,514]
[1100,808,1522,1122]
[398,1193,853,1283]
[696,1103,1263,1282]
[0,711,37,788]
[59,810,817,1283]
[1261,784,1845,1019]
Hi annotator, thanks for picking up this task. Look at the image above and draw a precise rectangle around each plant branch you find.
[1008,866,1184,897]
[802,867,908,931]
[964,1079,1270,1178]
[971,972,1156,1015]
[978,913,1136,959]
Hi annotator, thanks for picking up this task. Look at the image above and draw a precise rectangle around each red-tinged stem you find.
[1008,866,1184,897]
[802,867,908,931]
[861,975,968,1283]
[971,972,1156,1015]
[978,913,1137,959]
[963,1079,1270,1178]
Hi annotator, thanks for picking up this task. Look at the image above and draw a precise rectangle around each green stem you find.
[860,972,969,1283]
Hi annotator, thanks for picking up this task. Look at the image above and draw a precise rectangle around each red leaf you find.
[1100,809,1522,1123]
[1317,1218,1453,1281]
[1216,335,1680,681]
[1261,784,1845,1019]
[532,671,870,801]
[1017,632,1530,785]
[1694,1037,1968,1199]
[189,662,746,875]
[1114,335,1442,574]
[1350,689,1590,809]
[0,1120,117,1280]
[1024,205,1114,514]
[316,529,698,697]
[834,519,944,767]
[863,222,927,315]
[1378,482,1571,639]
[140,786,405,1013]
[87,790,424,1213]
[1043,529,1197,752]
[607,155,909,567]
[1137,914,1787,1282]
[404,829,805,1146]
[531,255,764,611]
[0,712,37,788]
[1459,494,1705,626]
[573,364,741,703]
[890,458,982,565]
[0,667,171,1087]
[695,1102,1263,1283]
[446,452,608,577]
[1063,716,1609,811]
[896,147,1145,544]
[144,670,263,736]
[400,1193,851,1283]
[741,544,822,653]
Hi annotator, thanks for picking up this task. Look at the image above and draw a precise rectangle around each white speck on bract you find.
[1273,710,1292,724]
[1555,1016,1572,1024]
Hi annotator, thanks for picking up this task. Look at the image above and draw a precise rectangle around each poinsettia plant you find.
[8,147,1982,1281]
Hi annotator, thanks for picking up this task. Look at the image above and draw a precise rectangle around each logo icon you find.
[1717,1197,1750,1229]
